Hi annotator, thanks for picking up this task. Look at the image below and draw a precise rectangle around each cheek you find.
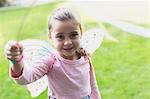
[54,41,63,49]
[74,39,80,48]
[51,38,58,48]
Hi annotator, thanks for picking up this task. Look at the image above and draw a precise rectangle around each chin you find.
[63,52,75,57]
[63,51,76,57]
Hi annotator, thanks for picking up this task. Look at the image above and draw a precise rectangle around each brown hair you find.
[48,8,89,57]
[48,8,82,34]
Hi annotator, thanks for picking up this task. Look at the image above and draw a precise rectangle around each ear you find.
[48,33,51,39]
[79,31,82,39]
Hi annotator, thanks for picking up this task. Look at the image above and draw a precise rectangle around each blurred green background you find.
[0,1,150,99]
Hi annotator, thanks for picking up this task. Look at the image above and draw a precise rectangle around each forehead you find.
[52,20,80,34]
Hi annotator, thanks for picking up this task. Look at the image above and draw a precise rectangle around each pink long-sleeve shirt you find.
[10,53,101,99]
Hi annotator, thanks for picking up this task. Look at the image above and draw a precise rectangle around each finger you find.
[7,51,21,56]
[17,42,23,53]
[7,55,16,61]
[7,55,13,61]
[7,55,21,61]
[8,40,17,47]
[7,40,20,51]
[6,50,11,55]
[10,45,19,51]
[8,46,23,56]
[5,45,19,53]
[5,41,14,52]
[6,47,22,57]
[13,55,21,60]
[9,48,21,52]
[11,42,23,52]
[5,45,11,51]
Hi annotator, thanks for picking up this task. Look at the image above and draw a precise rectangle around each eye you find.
[70,32,79,39]
[56,35,65,41]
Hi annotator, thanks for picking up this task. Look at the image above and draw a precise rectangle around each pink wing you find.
[81,28,105,54]
[20,39,55,97]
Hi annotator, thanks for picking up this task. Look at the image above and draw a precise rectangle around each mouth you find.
[63,47,74,51]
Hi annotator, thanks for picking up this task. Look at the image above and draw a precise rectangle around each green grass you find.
[0,2,150,99]
[0,2,61,99]
[92,23,150,99]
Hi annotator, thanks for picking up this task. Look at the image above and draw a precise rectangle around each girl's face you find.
[50,20,82,60]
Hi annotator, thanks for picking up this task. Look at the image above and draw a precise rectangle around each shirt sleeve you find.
[10,55,55,85]
[89,58,102,99]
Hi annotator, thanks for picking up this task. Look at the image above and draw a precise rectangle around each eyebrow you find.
[56,30,78,35]
[70,31,78,34]
[56,33,65,35]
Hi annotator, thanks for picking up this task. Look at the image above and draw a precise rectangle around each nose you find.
[64,38,72,46]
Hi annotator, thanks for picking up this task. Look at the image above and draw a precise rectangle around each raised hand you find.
[5,40,23,64]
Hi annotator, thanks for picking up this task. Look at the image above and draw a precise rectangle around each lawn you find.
[0,2,150,99]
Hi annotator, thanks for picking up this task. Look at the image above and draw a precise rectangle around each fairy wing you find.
[19,39,55,97]
[11,28,105,97]
[80,28,105,54]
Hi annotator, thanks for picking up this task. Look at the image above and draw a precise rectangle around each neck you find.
[60,53,81,60]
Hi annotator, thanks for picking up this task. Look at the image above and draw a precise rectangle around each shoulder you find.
[82,55,91,63]
[42,53,56,66]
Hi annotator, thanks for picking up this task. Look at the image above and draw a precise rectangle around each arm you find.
[10,55,55,85]
[5,40,54,85]
[89,58,102,99]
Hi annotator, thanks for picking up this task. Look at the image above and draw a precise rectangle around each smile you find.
[63,47,73,51]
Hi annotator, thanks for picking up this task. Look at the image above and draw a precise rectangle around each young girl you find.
[5,8,101,99]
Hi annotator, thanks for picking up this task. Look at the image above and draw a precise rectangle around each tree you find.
[0,0,7,7]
